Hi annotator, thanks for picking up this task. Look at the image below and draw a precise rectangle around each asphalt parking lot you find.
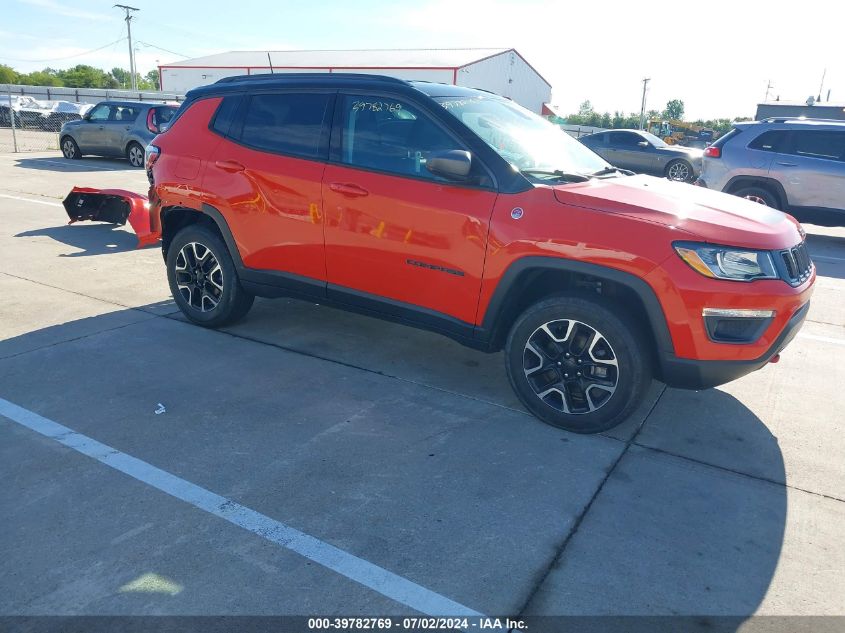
[1,152,844,623]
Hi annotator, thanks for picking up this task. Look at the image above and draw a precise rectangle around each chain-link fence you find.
[1,84,185,153]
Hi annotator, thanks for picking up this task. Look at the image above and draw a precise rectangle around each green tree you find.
[110,67,131,88]
[19,68,62,86]
[0,64,18,84]
[58,64,117,88]
[663,99,685,120]
[143,69,160,90]
[577,100,594,117]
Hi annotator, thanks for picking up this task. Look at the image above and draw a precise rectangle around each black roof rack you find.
[215,72,409,85]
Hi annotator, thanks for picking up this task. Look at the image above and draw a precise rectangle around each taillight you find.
[145,144,160,172]
[146,109,158,134]
[704,146,721,158]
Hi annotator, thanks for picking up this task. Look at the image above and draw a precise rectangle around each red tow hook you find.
[768,354,781,364]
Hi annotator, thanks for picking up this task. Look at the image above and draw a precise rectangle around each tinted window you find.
[240,93,332,158]
[340,95,464,180]
[609,131,644,148]
[788,131,845,161]
[748,130,785,152]
[210,96,242,137]
[584,133,606,145]
[88,104,111,121]
[111,105,139,122]
[712,127,742,149]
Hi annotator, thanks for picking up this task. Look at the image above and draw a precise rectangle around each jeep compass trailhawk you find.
[145,74,815,434]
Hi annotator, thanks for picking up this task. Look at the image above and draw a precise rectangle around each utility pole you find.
[114,5,139,91]
[639,78,650,130]
[764,79,774,102]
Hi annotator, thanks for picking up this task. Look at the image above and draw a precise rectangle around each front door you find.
[75,103,111,153]
[322,93,497,325]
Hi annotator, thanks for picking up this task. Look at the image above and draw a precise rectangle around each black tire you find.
[732,186,780,209]
[505,296,652,434]
[665,159,693,182]
[61,136,82,160]
[166,224,254,328]
[126,141,145,168]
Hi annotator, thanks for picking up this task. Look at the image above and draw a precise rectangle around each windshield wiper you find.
[520,169,590,183]
[591,166,634,177]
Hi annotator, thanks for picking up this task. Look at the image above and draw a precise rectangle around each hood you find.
[554,175,803,250]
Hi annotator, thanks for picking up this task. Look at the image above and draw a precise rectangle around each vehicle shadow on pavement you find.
[0,305,787,619]
[16,223,142,256]
[14,156,134,172]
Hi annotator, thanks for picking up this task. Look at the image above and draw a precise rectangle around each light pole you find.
[639,78,650,130]
[114,4,139,91]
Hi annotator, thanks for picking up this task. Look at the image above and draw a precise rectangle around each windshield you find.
[639,131,668,148]
[434,95,609,177]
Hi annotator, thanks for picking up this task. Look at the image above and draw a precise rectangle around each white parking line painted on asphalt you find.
[0,193,63,207]
[799,333,845,346]
[0,397,483,617]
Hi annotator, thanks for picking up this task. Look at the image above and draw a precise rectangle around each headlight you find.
[674,242,777,281]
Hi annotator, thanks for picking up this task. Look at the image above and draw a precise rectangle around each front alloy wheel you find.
[666,160,691,182]
[523,319,619,414]
[174,242,224,312]
[505,296,651,433]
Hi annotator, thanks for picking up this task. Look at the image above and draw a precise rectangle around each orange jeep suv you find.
[145,74,814,433]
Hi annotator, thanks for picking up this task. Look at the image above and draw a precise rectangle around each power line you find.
[135,41,190,59]
[0,38,126,63]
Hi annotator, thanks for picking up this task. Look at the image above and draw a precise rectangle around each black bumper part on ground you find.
[659,302,810,390]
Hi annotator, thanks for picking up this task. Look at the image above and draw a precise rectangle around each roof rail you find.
[761,116,845,124]
[215,72,410,85]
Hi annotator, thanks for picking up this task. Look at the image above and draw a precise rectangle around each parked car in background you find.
[580,129,703,182]
[696,118,845,220]
[60,100,178,167]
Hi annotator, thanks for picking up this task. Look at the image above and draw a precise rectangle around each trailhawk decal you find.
[406,259,465,277]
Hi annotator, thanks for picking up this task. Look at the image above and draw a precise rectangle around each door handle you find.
[97,125,104,130]
[215,159,245,173]
[329,182,369,197]
[776,162,797,167]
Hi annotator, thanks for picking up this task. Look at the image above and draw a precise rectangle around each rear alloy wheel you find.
[167,224,254,328]
[666,159,693,182]
[733,186,780,209]
[505,296,651,433]
[61,136,81,160]
[126,142,145,168]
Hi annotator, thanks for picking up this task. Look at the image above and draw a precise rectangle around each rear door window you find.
[610,131,643,148]
[238,92,333,159]
[111,105,139,122]
[786,131,845,161]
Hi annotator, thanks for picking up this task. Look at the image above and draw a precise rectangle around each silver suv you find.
[59,100,178,168]
[697,118,845,217]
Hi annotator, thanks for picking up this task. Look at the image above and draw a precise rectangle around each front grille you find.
[779,241,813,285]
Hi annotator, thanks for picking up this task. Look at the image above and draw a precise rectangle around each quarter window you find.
[240,93,332,158]
[210,96,242,137]
[339,95,464,180]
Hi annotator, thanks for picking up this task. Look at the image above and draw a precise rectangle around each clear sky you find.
[1,0,842,120]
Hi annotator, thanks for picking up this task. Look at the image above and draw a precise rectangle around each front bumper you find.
[658,300,810,390]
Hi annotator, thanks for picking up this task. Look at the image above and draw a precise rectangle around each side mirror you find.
[637,141,649,147]
[426,150,472,180]
[82,112,91,121]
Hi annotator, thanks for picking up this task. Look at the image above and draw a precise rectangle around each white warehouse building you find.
[158,48,553,113]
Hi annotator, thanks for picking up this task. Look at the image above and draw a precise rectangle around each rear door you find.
[774,130,845,211]
[202,90,334,285]
[321,92,497,325]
